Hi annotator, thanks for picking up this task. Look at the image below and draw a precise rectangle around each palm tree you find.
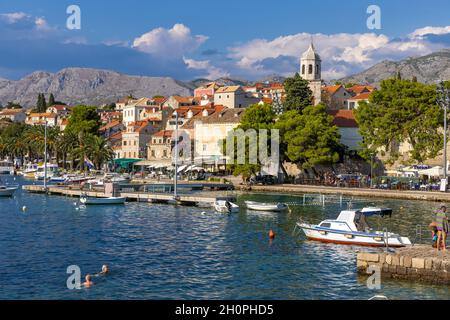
[85,135,114,170]
[57,130,78,170]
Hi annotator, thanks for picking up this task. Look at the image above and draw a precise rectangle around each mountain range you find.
[1,50,450,108]
[338,50,450,85]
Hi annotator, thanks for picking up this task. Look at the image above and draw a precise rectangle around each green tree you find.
[36,93,47,113]
[48,93,56,107]
[355,78,442,164]
[86,135,114,170]
[283,73,313,112]
[65,105,101,136]
[275,104,342,168]
[223,103,276,183]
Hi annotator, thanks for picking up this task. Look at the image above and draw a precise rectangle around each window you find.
[227,95,230,98]
[320,223,331,228]
[203,144,207,152]
[302,65,305,74]
[308,64,313,74]
[163,150,167,158]
[151,150,156,158]
[134,141,137,146]
[123,141,127,146]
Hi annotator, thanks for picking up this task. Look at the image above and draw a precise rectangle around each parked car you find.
[250,175,278,185]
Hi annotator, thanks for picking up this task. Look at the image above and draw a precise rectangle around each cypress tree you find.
[48,93,55,107]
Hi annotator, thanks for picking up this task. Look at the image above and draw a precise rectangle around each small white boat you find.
[214,200,240,214]
[20,163,39,178]
[0,185,19,197]
[80,195,126,205]
[245,201,288,212]
[297,208,411,248]
[49,175,68,183]
[0,160,15,175]
[34,164,59,180]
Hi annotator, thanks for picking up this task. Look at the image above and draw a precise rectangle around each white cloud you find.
[0,12,28,23]
[410,26,450,39]
[133,24,208,59]
[227,29,450,80]
[183,57,229,80]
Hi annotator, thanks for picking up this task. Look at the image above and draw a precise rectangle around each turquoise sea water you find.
[0,176,449,300]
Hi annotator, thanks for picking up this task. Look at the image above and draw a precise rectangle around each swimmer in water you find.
[99,264,109,275]
[83,274,94,288]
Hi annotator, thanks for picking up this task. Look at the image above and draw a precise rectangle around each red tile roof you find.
[349,92,371,101]
[347,85,375,94]
[323,85,343,95]
[153,130,174,137]
[99,120,122,131]
[328,110,358,128]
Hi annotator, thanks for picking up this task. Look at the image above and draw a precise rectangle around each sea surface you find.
[0,176,449,300]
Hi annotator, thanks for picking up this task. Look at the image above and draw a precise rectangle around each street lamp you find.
[437,81,450,184]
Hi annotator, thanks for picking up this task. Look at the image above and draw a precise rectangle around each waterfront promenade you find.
[249,184,450,202]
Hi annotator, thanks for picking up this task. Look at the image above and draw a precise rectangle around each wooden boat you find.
[0,185,19,197]
[296,208,411,248]
[80,195,126,205]
[245,201,288,212]
[214,200,240,214]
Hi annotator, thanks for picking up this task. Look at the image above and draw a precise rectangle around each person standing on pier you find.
[435,206,448,252]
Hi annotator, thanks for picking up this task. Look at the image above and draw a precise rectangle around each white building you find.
[0,109,26,122]
[347,92,371,110]
[214,86,260,109]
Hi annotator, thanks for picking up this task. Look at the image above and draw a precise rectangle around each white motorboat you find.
[245,201,288,212]
[34,164,59,180]
[0,160,15,175]
[214,200,240,214]
[103,173,130,183]
[80,195,126,205]
[296,208,411,248]
[20,163,39,178]
[0,185,19,197]
[49,175,68,184]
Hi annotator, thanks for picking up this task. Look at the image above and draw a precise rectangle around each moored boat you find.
[214,200,240,214]
[19,163,39,178]
[0,160,15,175]
[34,164,59,180]
[0,185,19,197]
[296,208,411,248]
[245,201,288,212]
[80,195,126,205]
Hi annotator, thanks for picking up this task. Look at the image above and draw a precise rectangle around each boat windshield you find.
[354,212,371,232]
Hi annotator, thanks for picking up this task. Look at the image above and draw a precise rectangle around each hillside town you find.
[0,42,448,191]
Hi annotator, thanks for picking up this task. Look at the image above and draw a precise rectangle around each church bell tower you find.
[300,41,322,105]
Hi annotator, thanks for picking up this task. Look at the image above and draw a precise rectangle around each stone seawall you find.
[357,246,450,285]
[249,184,450,202]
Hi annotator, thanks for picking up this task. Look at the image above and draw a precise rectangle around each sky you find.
[0,0,450,81]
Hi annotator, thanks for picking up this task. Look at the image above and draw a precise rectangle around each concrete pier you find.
[357,246,450,285]
[22,185,236,206]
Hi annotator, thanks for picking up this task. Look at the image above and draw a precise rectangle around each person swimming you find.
[99,264,109,275]
[83,274,94,288]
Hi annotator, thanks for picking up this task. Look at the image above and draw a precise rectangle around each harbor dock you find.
[22,184,236,206]
[357,246,450,285]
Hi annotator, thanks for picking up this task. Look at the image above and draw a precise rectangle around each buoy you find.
[269,230,276,240]
[22,206,27,212]
[73,202,77,206]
